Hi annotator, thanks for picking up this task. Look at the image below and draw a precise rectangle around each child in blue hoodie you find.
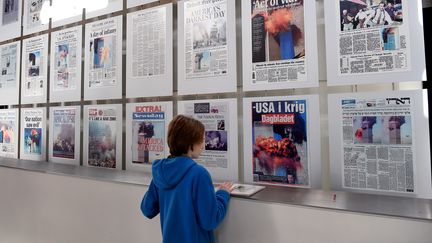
[141,115,233,243]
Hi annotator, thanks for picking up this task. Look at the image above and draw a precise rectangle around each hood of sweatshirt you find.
[151,156,196,189]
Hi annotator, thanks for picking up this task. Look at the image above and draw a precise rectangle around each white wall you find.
[1,167,431,243]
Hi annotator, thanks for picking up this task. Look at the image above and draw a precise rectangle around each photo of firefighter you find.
[251,0,305,63]
[340,0,402,32]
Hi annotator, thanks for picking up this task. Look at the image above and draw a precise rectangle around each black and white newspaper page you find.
[338,0,410,75]
[341,96,415,193]
[131,7,166,78]
[184,0,228,79]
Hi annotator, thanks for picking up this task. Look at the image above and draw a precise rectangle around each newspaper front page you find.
[0,109,17,158]
[131,104,167,164]
[184,0,228,79]
[88,107,117,168]
[182,101,230,168]
[338,0,410,75]
[131,7,166,78]
[87,18,119,88]
[251,0,307,84]
[341,96,415,192]
[23,36,46,97]
[52,108,76,159]
[25,0,46,30]
[52,28,80,92]
[2,0,19,26]
[251,99,310,186]
[0,43,18,89]
[22,109,44,157]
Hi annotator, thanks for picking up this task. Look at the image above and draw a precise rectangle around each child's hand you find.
[218,182,234,193]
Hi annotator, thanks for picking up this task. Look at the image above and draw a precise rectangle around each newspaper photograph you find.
[22,109,43,156]
[52,28,80,92]
[26,0,45,30]
[251,0,306,84]
[52,108,76,159]
[182,101,230,168]
[184,0,228,79]
[2,0,19,26]
[23,36,46,97]
[338,0,410,75]
[131,104,167,164]
[88,18,119,88]
[341,96,414,192]
[131,7,166,78]
[0,110,17,158]
[88,107,117,168]
[0,43,17,89]
[251,99,309,186]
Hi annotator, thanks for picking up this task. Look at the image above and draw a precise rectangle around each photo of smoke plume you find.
[24,128,42,155]
[353,115,411,145]
[193,51,210,73]
[90,36,114,69]
[251,0,305,64]
[53,123,75,159]
[132,120,165,164]
[88,119,116,168]
[193,20,227,50]
[381,27,400,50]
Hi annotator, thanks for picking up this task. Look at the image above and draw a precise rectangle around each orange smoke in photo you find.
[263,8,293,36]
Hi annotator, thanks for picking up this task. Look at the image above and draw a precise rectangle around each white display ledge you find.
[1,158,431,221]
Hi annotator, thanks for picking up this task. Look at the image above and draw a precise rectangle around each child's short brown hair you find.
[168,115,205,156]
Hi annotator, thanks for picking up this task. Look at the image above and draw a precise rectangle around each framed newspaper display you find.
[20,107,46,161]
[0,0,21,42]
[328,90,432,199]
[125,101,173,172]
[242,0,319,91]
[83,104,122,170]
[23,0,49,35]
[50,26,82,103]
[0,41,20,105]
[325,0,426,86]
[127,0,158,9]
[126,3,173,98]
[85,0,122,19]
[243,95,321,188]
[177,98,239,181]
[49,106,81,165]
[0,109,19,159]
[84,16,122,100]
[177,0,237,95]
[21,34,48,105]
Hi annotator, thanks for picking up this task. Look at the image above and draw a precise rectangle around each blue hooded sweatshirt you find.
[141,156,230,243]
